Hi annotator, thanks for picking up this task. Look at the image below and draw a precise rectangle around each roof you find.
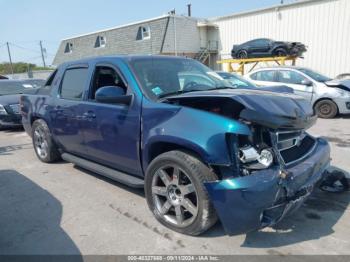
[62,14,170,41]
[209,0,335,21]
[61,14,202,41]
[58,54,194,67]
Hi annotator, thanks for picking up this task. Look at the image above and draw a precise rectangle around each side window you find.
[44,70,58,87]
[60,68,89,100]
[254,70,276,82]
[90,66,127,100]
[136,26,151,40]
[277,70,307,84]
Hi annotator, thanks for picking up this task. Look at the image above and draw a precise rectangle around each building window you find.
[136,26,151,40]
[64,42,73,53]
[94,36,106,48]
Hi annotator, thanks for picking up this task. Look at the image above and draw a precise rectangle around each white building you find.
[211,0,350,77]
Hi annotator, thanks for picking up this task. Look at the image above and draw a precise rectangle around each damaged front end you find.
[166,89,331,235]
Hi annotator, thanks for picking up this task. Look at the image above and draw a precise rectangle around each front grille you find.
[272,129,316,166]
[9,104,20,114]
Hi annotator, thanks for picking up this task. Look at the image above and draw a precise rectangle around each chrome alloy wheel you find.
[33,126,48,159]
[152,165,198,228]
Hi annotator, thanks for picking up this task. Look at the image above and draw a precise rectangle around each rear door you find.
[248,70,279,87]
[79,62,143,176]
[50,65,90,157]
[276,70,313,101]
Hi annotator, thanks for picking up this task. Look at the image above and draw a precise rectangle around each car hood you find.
[248,85,294,94]
[165,89,316,130]
[0,94,21,105]
[325,79,350,91]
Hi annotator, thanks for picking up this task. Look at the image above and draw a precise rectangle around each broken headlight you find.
[239,146,274,169]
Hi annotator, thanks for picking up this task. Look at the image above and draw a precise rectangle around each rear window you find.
[0,81,27,95]
[251,71,276,82]
[60,68,88,100]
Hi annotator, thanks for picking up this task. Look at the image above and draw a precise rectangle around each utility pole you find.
[39,40,46,67]
[6,42,14,75]
[173,15,177,56]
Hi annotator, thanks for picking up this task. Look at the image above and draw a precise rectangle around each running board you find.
[61,153,144,188]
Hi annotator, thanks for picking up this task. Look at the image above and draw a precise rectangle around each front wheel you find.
[314,100,338,119]
[145,151,218,235]
[32,119,61,163]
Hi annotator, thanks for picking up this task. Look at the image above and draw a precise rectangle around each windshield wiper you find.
[158,89,203,99]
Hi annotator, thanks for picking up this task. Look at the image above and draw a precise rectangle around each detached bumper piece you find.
[204,138,330,235]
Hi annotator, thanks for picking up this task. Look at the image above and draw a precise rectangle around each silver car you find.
[245,66,350,118]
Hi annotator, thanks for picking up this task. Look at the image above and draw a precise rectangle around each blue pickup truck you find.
[20,55,330,236]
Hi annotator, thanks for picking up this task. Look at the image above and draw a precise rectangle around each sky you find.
[0,0,295,66]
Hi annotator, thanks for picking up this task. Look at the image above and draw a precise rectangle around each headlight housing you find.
[239,146,274,170]
[0,104,8,115]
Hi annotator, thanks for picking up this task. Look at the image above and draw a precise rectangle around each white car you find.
[245,66,350,118]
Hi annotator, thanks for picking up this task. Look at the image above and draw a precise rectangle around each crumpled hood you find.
[166,89,316,130]
[0,94,21,105]
[325,79,350,91]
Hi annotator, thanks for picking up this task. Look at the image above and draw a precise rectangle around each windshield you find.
[216,72,257,88]
[0,80,44,95]
[298,68,332,83]
[128,57,233,99]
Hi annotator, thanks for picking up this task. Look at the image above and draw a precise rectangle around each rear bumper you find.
[204,138,330,235]
[0,114,22,128]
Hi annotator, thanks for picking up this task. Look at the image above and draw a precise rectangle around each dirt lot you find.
[0,117,349,255]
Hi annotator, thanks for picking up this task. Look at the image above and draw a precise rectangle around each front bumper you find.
[0,114,22,128]
[334,97,350,114]
[204,138,330,235]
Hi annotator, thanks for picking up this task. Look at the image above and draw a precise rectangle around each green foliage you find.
[0,62,51,74]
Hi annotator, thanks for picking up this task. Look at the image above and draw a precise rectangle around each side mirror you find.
[301,79,313,86]
[95,86,132,105]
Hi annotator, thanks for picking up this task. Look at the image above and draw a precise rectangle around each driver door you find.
[79,63,143,176]
[276,70,314,102]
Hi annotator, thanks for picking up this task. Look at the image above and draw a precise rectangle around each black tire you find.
[145,150,218,236]
[274,48,287,57]
[237,50,248,59]
[32,119,61,163]
[314,100,338,119]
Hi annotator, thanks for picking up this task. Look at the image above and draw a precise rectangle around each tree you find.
[0,62,51,74]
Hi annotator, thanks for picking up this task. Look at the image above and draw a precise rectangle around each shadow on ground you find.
[0,169,82,256]
[202,166,349,247]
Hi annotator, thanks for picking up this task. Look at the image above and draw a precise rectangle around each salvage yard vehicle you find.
[231,38,306,59]
[216,71,294,93]
[0,79,44,129]
[245,66,350,118]
[20,56,330,236]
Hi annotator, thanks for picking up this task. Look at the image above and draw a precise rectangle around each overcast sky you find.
[0,0,295,66]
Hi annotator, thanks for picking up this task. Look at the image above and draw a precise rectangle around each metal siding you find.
[214,0,349,77]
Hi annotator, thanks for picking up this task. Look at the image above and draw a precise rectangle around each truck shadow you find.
[241,167,350,248]
[0,169,82,256]
[0,143,32,156]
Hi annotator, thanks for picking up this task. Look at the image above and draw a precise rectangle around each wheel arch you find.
[144,140,209,171]
[313,97,339,112]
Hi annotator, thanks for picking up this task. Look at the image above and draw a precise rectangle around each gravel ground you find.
[0,117,349,255]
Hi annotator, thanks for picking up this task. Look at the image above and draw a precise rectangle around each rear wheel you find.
[32,119,61,162]
[237,50,248,59]
[145,151,218,235]
[314,100,338,119]
[274,48,287,57]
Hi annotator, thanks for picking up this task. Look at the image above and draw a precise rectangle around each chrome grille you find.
[9,104,20,114]
[272,129,316,166]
